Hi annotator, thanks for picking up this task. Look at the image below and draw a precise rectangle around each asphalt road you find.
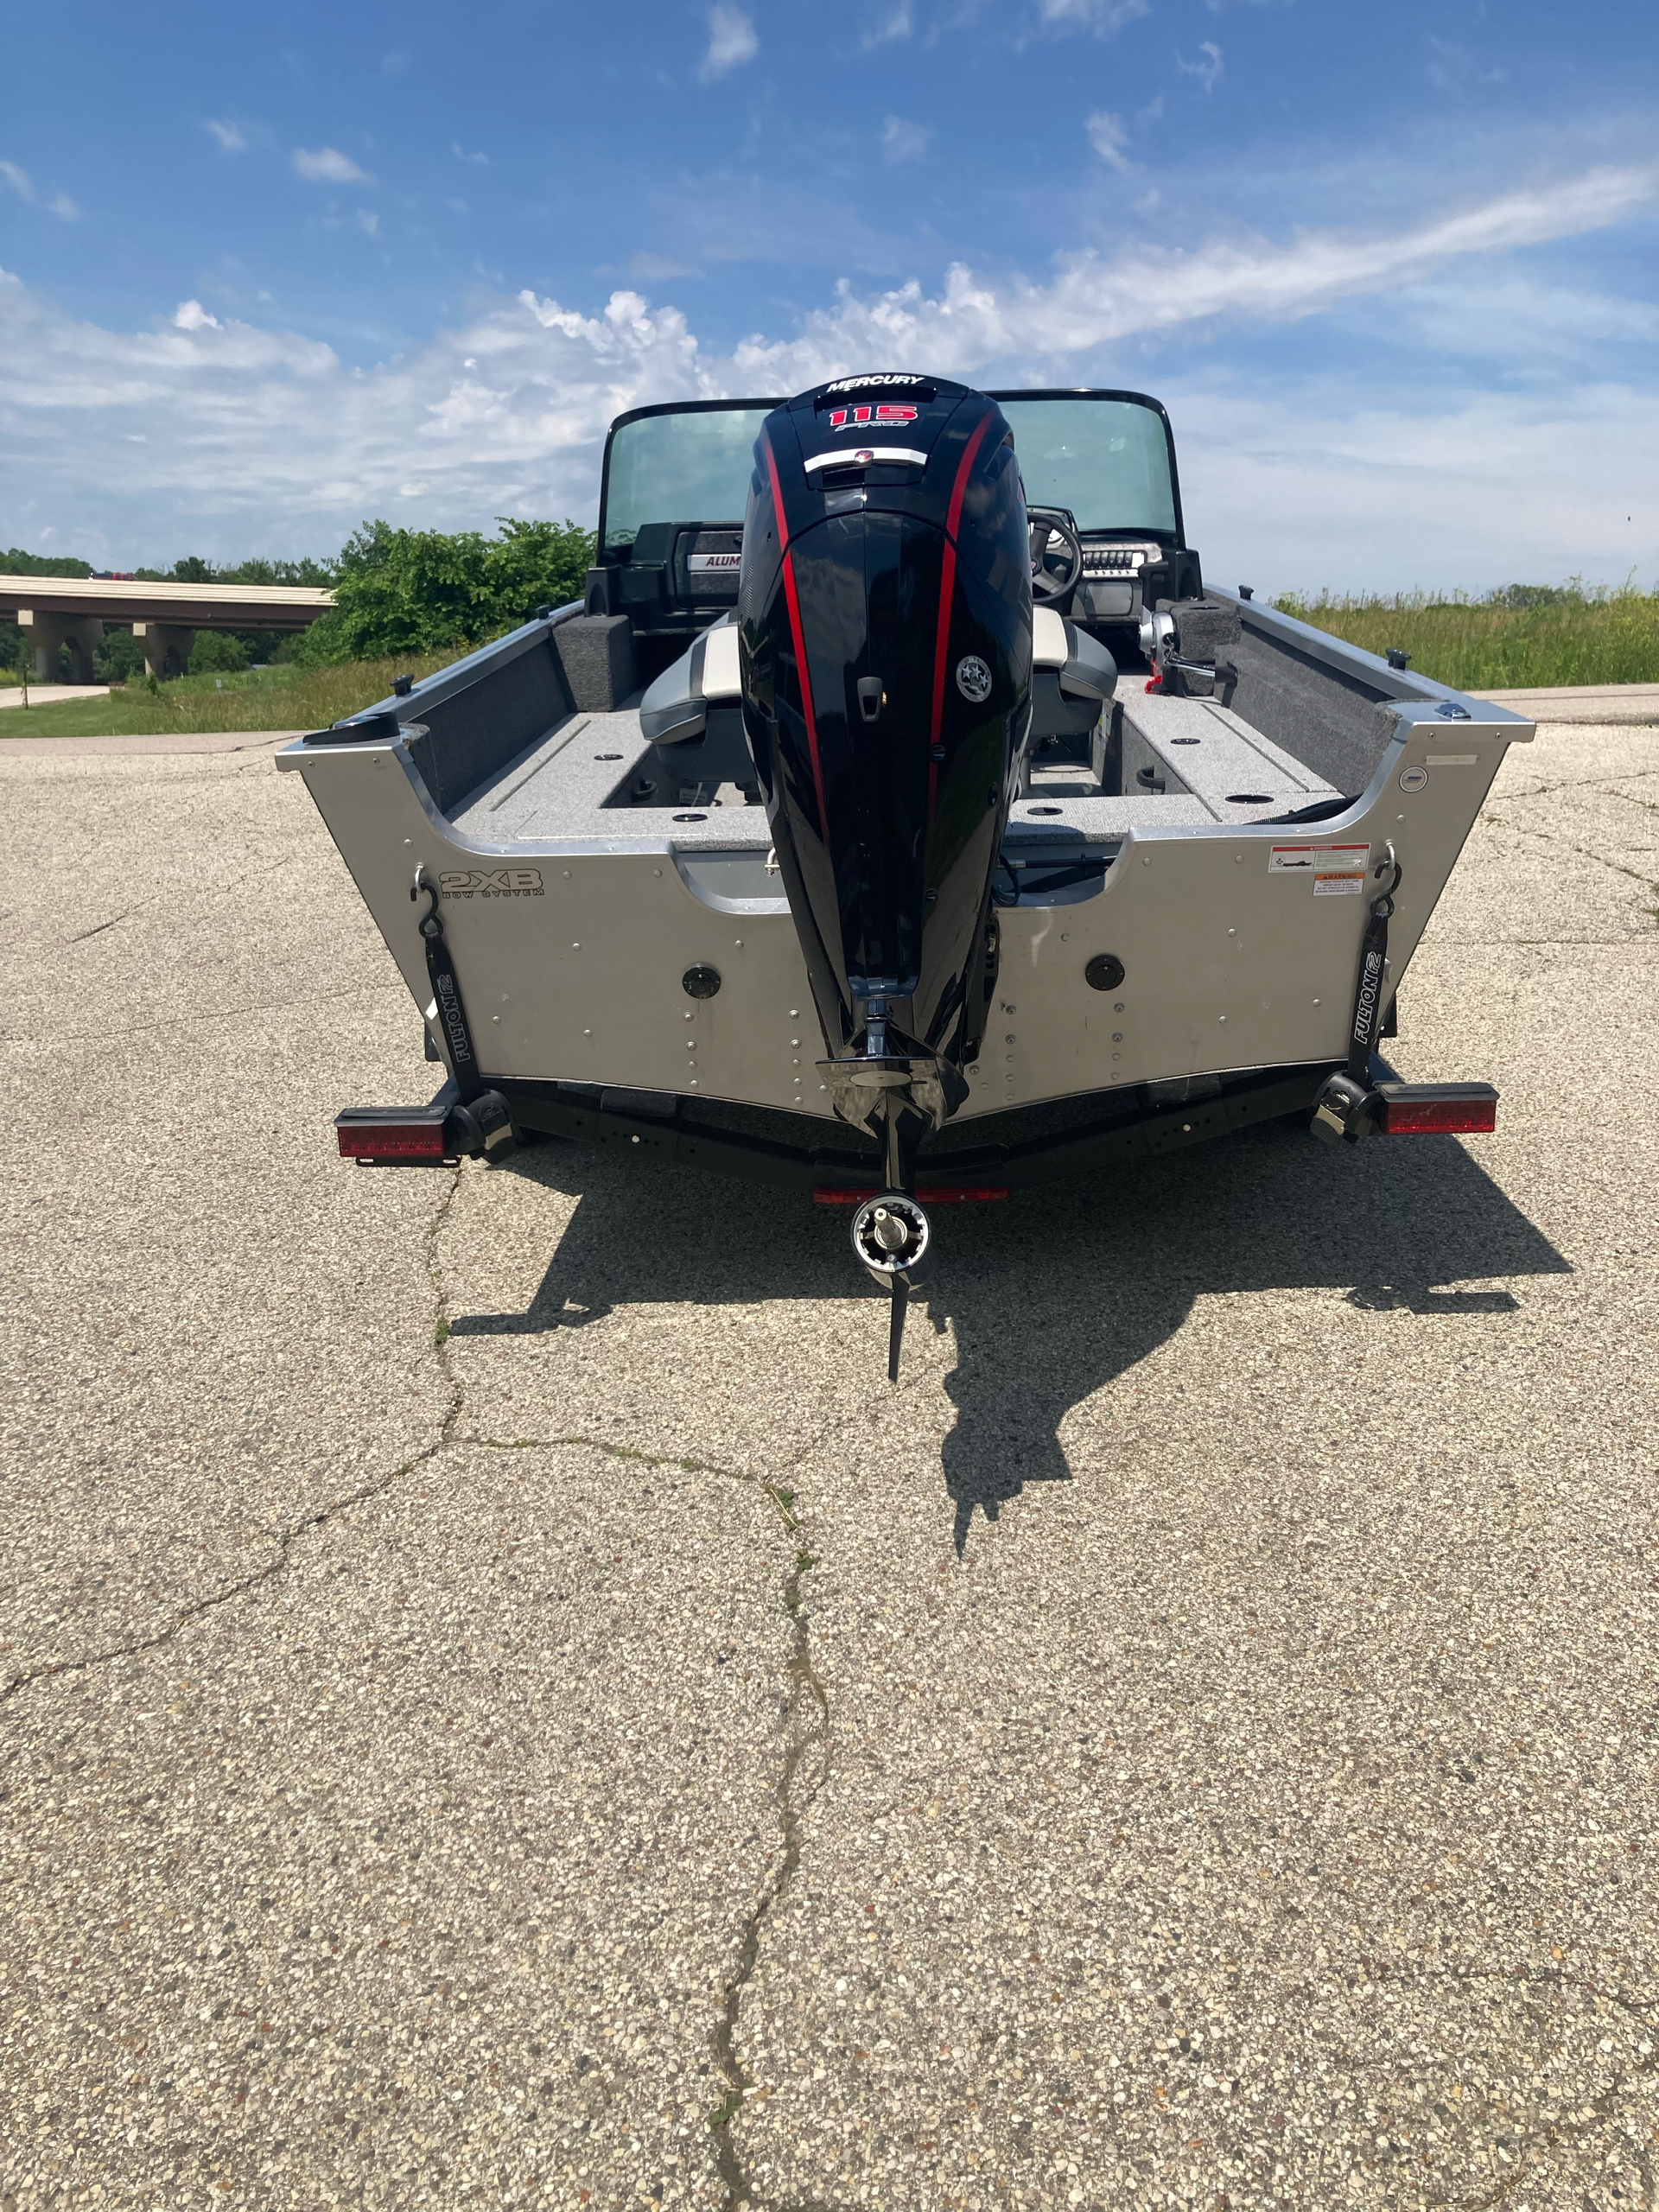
[3,721,1656,2212]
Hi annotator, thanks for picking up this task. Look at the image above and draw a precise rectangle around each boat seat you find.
[639,603,1122,795]
[639,615,741,746]
[1030,604,1117,751]
[638,616,754,801]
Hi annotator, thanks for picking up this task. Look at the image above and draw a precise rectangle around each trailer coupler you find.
[334,1083,514,1165]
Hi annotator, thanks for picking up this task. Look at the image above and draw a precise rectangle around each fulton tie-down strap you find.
[1310,850,1402,1146]
[410,865,514,1157]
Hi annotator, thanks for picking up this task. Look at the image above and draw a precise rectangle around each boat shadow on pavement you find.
[449,1116,1567,1551]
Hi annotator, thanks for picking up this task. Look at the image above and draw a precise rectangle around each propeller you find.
[851,1186,931,1383]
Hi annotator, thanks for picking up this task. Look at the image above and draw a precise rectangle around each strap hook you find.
[410,862,444,938]
[1370,840,1402,920]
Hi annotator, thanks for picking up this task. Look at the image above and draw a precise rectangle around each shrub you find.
[94,628,147,683]
[297,516,594,665]
[188,630,249,675]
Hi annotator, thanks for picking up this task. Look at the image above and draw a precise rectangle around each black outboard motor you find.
[737,375,1033,1376]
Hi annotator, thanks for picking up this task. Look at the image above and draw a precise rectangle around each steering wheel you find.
[1028,507,1084,604]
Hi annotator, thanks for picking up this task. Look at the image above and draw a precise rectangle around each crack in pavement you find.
[0,1168,465,1709]
[6,1160,836,2212]
[1492,768,1658,805]
[1478,810,1659,922]
[51,849,295,952]
[470,1430,835,2212]
[710,1501,830,2212]
[2,977,399,1048]
[1410,1967,1659,2209]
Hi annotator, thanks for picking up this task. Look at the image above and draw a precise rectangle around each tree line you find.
[3,518,595,681]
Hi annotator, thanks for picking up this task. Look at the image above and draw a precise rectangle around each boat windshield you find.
[994,395,1178,537]
[600,391,1179,549]
[601,406,776,550]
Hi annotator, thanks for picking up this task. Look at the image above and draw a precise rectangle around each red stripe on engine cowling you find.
[764,434,830,838]
[762,432,791,555]
[928,411,995,819]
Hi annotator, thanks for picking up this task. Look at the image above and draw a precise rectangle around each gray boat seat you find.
[638,616,755,801]
[639,616,741,747]
[1030,605,1117,752]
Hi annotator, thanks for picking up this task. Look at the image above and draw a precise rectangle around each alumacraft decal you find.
[689,551,742,573]
[1268,842,1369,894]
[438,868,545,899]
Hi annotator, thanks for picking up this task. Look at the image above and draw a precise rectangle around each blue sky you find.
[2,0,1655,591]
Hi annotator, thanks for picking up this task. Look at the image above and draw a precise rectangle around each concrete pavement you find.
[3,722,1656,2211]
[1471,683,1659,726]
[0,685,111,711]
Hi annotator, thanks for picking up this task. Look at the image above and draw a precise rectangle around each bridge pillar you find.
[132,622,196,680]
[19,608,105,683]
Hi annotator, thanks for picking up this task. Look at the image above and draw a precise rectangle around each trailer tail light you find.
[1376,1084,1498,1135]
[335,1108,452,1163]
[814,1185,1008,1205]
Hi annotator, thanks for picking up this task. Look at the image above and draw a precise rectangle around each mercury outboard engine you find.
[737,375,1033,1377]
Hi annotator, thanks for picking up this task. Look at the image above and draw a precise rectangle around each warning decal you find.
[1269,842,1369,894]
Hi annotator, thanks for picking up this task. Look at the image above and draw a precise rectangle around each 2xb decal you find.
[438,868,544,899]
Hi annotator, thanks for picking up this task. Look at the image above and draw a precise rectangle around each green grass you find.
[1272,581,1659,692]
[7,582,1655,736]
[0,652,453,741]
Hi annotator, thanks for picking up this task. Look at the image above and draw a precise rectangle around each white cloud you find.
[725,163,1659,391]
[1390,274,1659,363]
[1084,111,1135,172]
[453,143,491,166]
[1176,40,1224,92]
[1177,381,1656,595]
[1,161,1655,591]
[631,250,700,279]
[0,159,79,219]
[881,116,931,162]
[292,146,372,184]
[699,3,759,79]
[356,207,379,237]
[1039,0,1149,36]
[204,118,247,153]
[861,2,914,45]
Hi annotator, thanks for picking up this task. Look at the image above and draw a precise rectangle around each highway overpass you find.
[0,575,334,683]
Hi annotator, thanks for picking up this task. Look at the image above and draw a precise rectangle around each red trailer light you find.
[337,1121,450,1161]
[1376,1086,1498,1135]
[813,1185,1009,1205]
